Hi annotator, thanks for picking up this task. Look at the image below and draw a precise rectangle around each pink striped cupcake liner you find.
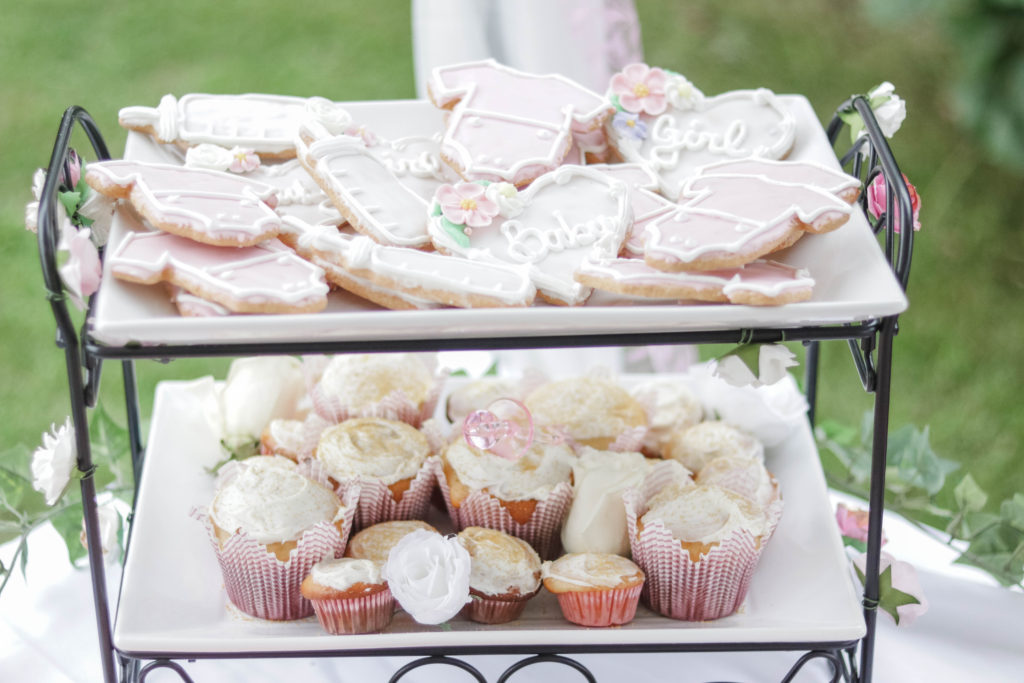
[309,586,396,634]
[554,583,644,627]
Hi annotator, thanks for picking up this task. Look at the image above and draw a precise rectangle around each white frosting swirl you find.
[316,418,429,484]
[310,557,383,591]
[305,97,352,135]
[630,379,704,454]
[317,354,434,410]
[541,552,642,589]
[458,527,541,596]
[642,483,768,545]
[443,439,573,501]
[664,420,763,472]
[210,456,342,544]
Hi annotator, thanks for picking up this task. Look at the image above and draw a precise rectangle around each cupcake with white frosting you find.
[301,558,395,634]
[202,455,355,620]
[457,526,542,623]
[310,353,441,427]
[260,418,305,461]
[438,438,574,559]
[663,420,764,472]
[629,379,704,456]
[524,376,648,450]
[345,520,439,564]
[696,455,780,511]
[625,475,780,621]
[542,552,645,627]
[315,417,435,528]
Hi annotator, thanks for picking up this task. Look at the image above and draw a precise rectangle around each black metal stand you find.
[35,95,913,683]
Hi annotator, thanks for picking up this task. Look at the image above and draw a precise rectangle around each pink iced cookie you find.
[108,230,328,314]
[643,169,855,272]
[585,163,677,256]
[606,66,796,200]
[696,158,862,203]
[575,257,814,306]
[427,166,631,306]
[427,59,613,186]
[86,160,282,247]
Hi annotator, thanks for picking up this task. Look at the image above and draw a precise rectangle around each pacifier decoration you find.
[462,398,535,461]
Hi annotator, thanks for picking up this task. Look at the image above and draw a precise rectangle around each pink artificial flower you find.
[61,149,83,189]
[610,63,668,116]
[836,502,887,546]
[852,551,929,626]
[867,172,920,233]
[58,221,102,310]
[437,182,500,228]
[228,148,260,173]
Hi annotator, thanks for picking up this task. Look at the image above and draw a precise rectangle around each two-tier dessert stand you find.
[36,94,914,683]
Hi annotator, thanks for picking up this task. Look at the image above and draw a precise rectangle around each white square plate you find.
[114,378,865,656]
[90,97,907,347]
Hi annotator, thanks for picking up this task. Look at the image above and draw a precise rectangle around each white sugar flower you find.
[383,529,471,624]
[867,82,906,139]
[80,502,121,563]
[185,143,235,172]
[306,97,352,136]
[31,417,78,506]
[484,182,524,219]
[206,356,306,456]
[714,344,798,389]
[664,74,704,110]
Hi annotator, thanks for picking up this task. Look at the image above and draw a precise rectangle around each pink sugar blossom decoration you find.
[228,148,260,173]
[867,173,920,233]
[437,182,500,228]
[611,63,668,116]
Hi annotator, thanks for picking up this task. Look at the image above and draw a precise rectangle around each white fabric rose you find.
[867,82,906,139]
[714,344,798,388]
[31,417,77,506]
[306,97,352,135]
[205,356,306,456]
[383,529,471,624]
[80,501,121,564]
[484,182,524,218]
[185,143,235,172]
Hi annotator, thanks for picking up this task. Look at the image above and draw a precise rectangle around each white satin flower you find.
[80,502,121,563]
[867,82,906,139]
[383,529,471,624]
[714,344,798,389]
[206,356,306,456]
[31,417,77,506]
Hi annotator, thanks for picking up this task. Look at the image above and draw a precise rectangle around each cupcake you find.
[457,526,542,624]
[310,353,440,427]
[542,552,645,627]
[625,476,778,621]
[629,379,704,456]
[315,417,435,528]
[438,438,574,559]
[663,420,763,472]
[445,377,522,425]
[345,520,439,564]
[260,418,306,461]
[301,558,395,634]
[524,376,647,450]
[204,455,354,620]
[696,455,780,510]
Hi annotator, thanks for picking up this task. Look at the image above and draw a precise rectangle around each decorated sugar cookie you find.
[642,161,857,272]
[119,93,352,159]
[585,163,677,256]
[427,166,631,306]
[85,160,282,247]
[296,122,432,248]
[284,218,536,309]
[575,257,814,306]
[605,65,797,200]
[428,59,614,186]
[108,231,328,314]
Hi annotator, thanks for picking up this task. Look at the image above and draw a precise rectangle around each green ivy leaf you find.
[0,465,49,521]
[1001,494,1024,533]
[50,502,88,566]
[0,520,23,546]
[57,190,82,219]
[449,369,469,377]
[842,537,868,553]
[954,474,988,514]
[482,361,499,377]
[89,403,131,491]
[852,562,922,625]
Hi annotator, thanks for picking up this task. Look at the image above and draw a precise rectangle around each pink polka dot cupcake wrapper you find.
[191,503,356,621]
[623,469,780,622]
[325,456,439,531]
[309,587,396,634]
[434,459,573,560]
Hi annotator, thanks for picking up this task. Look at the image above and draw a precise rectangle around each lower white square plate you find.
[114,378,865,656]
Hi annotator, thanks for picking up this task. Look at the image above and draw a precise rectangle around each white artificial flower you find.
[24,169,47,233]
[58,221,103,310]
[80,502,121,564]
[852,550,929,626]
[664,74,704,110]
[703,370,808,447]
[757,344,799,385]
[185,143,235,172]
[383,529,471,624]
[867,82,906,139]
[31,417,77,506]
[714,344,798,389]
[484,182,524,218]
[77,189,115,247]
[206,356,306,455]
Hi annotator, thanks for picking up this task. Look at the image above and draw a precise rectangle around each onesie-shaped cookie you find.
[108,231,328,314]
[119,93,352,159]
[605,65,796,200]
[428,59,613,186]
[85,160,282,247]
[427,166,631,306]
[575,257,814,306]
[283,217,536,310]
[643,159,859,272]
[585,163,677,256]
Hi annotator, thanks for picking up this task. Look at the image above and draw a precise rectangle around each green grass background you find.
[1,1,1021,506]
